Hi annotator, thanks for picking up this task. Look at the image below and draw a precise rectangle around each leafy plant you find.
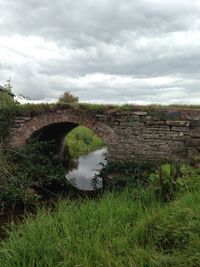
[100,160,156,189]
[58,90,79,105]
[0,139,68,211]
[149,162,183,202]
[1,110,18,142]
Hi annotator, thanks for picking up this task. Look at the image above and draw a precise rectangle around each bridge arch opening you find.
[8,113,119,160]
[28,120,108,159]
[5,113,120,190]
[29,121,79,157]
[6,113,120,190]
[27,121,108,190]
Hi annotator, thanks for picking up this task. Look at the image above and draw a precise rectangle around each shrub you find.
[58,91,79,105]
[100,160,157,189]
[0,139,67,211]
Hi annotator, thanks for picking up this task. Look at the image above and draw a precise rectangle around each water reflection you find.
[65,147,107,190]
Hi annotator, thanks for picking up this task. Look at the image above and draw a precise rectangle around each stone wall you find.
[3,107,200,162]
[105,109,200,161]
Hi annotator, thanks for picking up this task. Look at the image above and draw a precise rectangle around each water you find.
[65,147,107,191]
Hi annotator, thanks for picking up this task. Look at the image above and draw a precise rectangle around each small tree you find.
[4,79,12,93]
[0,91,15,109]
[0,79,16,109]
[58,91,79,104]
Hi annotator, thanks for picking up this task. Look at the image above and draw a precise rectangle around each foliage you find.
[66,126,105,158]
[58,90,79,105]
[148,162,200,202]
[0,90,16,109]
[100,160,157,188]
[0,108,15,143]
[0,139,67,211]
[3,79,13,93]
[101,160,197,203]
[1,171,200,266]
[0,82,18,141]
[0,91,19,142]
[149,162,183,202]
[80,103,116,113]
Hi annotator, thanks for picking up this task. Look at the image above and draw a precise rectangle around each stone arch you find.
[6,113,119,152]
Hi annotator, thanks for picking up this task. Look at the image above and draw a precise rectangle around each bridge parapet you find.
[3,107,200,162]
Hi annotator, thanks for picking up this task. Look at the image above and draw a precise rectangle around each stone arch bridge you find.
[3,107,200,162]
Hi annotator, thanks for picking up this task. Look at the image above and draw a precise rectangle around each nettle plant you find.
[149,161,184,202]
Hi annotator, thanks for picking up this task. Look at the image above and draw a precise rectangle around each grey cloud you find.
[0,0,200,103]
[1,0,200,43]
[37,35,200,78]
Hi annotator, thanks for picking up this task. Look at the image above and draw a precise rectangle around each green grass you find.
[65,126,105,158]
[1,168,200,267]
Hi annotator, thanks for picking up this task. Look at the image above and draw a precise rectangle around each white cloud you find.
[0,0,200,104]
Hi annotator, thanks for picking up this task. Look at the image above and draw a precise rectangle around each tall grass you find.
[1,173,200,267]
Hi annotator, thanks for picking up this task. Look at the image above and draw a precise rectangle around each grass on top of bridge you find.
[15,102,200,113]
[2,100,200,115]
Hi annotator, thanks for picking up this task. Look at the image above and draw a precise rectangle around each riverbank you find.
[65,125,105,159]
[1,164,200,266]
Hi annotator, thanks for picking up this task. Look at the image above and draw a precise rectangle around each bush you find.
[0,91,19,142]
[0,91,16,109]
[0,139,67,211]
[58,91,79,105]
[149,162,199,202]
[149,162,182,202]
[100,160,157,189]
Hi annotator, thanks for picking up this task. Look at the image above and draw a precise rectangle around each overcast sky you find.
[0,0,200,104]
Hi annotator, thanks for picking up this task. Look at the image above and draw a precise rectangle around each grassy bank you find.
[65,126,105,158]
[1,165,200,266]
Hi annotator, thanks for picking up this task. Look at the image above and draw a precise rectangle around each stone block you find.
[133,111,147,116]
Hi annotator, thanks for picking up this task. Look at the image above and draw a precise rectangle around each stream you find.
[65,147,107,190]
